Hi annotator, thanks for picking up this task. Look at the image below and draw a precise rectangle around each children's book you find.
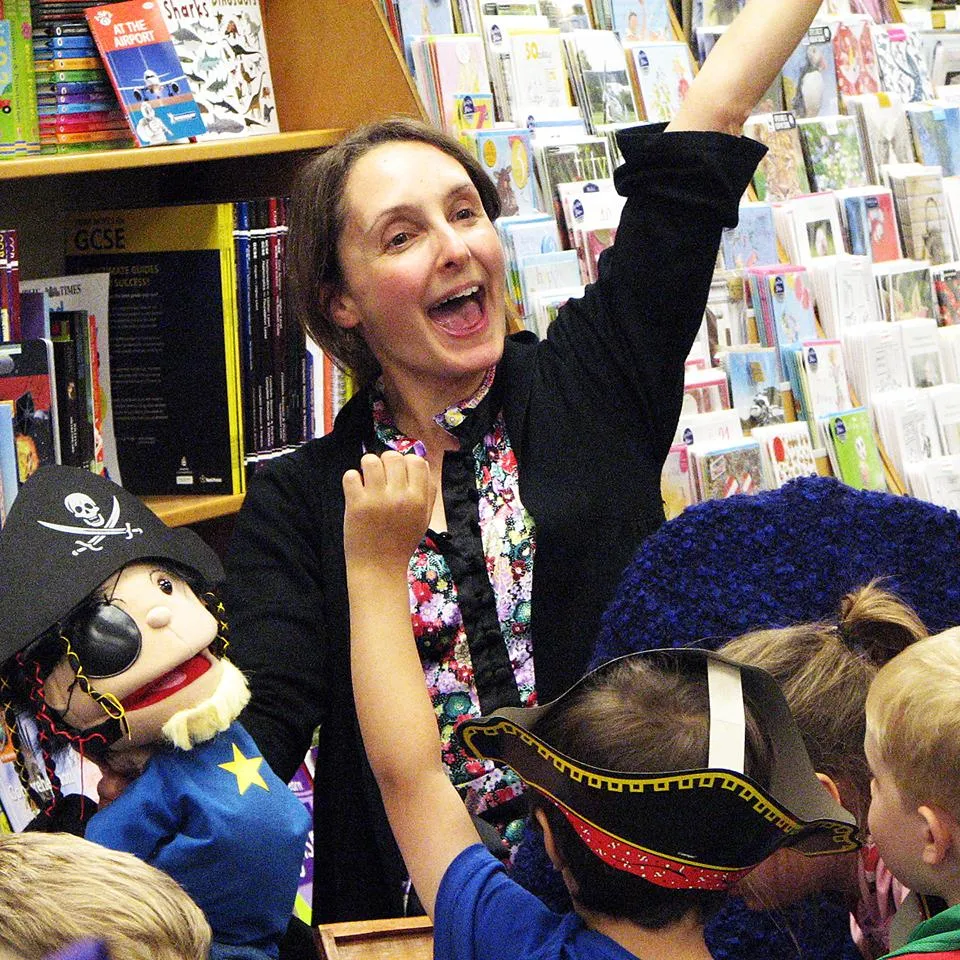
[824,406,886,491]
[85,0,206,147]
[0,339,58,482]
[20,273,116,480]
[743,112,810,201]
[154,0,280,139]
[64,203,244,497]
[796,115,867,192]
[721,202,779,270]
[781,24,840,118]
[626,41,693,122]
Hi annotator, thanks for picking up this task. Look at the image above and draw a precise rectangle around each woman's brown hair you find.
[287,117,503,388]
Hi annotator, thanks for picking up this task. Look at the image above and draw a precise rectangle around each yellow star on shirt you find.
[219,743,269,796]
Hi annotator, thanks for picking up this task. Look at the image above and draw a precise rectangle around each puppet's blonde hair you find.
[0,831,210,960]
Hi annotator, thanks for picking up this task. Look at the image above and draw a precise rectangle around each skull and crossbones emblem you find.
[37,491,144,556]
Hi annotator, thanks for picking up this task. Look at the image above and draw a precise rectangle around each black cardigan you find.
[223,124,765,923]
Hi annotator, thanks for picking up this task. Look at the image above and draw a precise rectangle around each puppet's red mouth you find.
[121,654,212,711]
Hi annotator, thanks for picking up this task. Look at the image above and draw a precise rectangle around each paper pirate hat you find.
[460,648,859,891]
[0,465,223,665]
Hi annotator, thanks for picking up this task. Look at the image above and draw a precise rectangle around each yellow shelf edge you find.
[145,493,245,527]
[0,129,346,181]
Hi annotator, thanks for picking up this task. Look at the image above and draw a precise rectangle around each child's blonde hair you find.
[865,628,960,819]
[721,579,928,817]
[0,832,211,960]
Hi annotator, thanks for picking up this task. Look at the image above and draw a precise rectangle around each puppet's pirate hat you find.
[460,648,859,891]
[0,465,223,665]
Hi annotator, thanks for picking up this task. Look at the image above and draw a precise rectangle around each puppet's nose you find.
[145,605,172,629]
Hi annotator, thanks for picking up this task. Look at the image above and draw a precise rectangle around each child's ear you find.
[919,804,958,866]
[815,772,842,803]
[534,807,563,872]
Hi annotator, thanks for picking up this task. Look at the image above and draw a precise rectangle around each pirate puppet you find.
[0,466,309,959]
[461,647,860,892]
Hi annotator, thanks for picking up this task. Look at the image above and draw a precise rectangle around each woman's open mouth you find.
[121,654,212,711]
[428,285,487,336]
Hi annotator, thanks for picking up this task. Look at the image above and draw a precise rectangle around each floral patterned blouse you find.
[371,368,536,855]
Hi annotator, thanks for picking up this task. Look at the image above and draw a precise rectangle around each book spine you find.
[4,229,18,341]
[253,198,275,452]
[47,332,83,466]
[233,200,258,472]
[12,0,39,154]
[267,195,286,449]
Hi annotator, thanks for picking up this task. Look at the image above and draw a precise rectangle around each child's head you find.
[721,580,927,818]
[461,649,858,930]
[720,581,927,910]
[864,629,960,896]
[0,831,211,960]
[528,654,773,928]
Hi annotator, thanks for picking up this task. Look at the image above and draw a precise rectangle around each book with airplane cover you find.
[85,0,207,146]
[155,0,280,139]
[64,203,244,496]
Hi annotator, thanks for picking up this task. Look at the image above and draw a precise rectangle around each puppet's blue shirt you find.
[86,721,310,956]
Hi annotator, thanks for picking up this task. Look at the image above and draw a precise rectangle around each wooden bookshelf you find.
[4,0,426,528]
[315,916,433,960]
[145,494,246,527]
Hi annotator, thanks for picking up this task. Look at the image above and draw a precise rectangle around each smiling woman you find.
[222,0,825,922]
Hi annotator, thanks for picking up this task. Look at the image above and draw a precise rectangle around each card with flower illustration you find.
[832,17,880,98]
[627,41,694,122]
[781,26,840,119]
[797,115,867,192]
[744,112,810,201]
